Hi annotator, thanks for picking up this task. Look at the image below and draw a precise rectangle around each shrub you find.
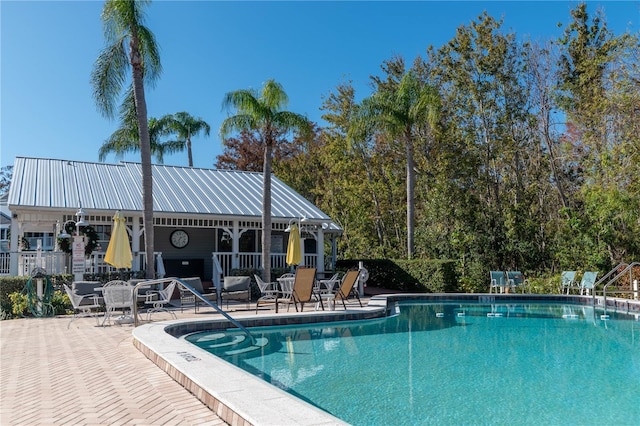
[336,259,460,293]
[1,275,73,319]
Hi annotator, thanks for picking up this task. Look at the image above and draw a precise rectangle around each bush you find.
[336,259,460,293]
[1,275,74,319]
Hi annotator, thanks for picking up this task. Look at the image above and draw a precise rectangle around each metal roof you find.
[8,157,337,226]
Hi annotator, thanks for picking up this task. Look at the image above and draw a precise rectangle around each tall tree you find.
[98,90,181,163]
[91,0,161,278]
[165,112,211,167]
[220,80,311,282]
[556,3,640,266]
[215,128,302,172]
[353,65,440,259]
[0,165,12,196]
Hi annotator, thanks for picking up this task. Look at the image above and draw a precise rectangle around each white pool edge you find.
[133,308,384,425]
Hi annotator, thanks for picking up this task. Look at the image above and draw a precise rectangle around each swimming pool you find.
[133,295,640,425]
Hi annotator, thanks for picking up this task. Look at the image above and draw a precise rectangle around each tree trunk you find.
[187,128,193,167]
[262,139,273,282]
[406,132,415,259]
[130,39,155,279]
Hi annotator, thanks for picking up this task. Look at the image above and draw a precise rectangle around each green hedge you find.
[336,259,460,293]
[1,275,75,320]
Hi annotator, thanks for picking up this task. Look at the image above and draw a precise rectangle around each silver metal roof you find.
[8,157,338,227]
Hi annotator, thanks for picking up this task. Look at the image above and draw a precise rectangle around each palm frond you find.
[220,114,257,138]
[91,41,129,119]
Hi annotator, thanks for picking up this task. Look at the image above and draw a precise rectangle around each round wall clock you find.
[170,229,189,248]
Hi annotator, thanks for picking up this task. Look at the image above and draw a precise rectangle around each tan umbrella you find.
[286,223,302,266]
[104,211,132,269]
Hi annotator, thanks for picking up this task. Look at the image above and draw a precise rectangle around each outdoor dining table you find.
[95,285,136,325]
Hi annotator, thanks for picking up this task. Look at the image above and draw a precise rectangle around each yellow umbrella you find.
[104,211,132,269]
[286,223,302,266]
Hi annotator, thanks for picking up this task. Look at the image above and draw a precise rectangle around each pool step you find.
[191,332,269,356]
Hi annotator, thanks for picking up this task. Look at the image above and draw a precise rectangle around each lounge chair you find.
[179,277,216,312]
[220,276,251,309]
[288,267,323,312]
[506,271,529,293]
[321,269,362,310]
[489,271,507,293]
[63,284,102,328]
[578,271,598,295]
[560,271,578,294]
[255,274,279,313]
[144,281,177,321]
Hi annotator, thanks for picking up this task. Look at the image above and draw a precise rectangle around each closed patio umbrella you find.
[104,211,132,269]
[286,223,302,266]
[156,252,166,278]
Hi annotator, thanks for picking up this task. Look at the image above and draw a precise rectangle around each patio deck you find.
[0,294,376,425]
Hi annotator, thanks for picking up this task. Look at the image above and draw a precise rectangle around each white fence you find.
[0,250,320,277]
[0,251,117,276]
[213,252,317,277]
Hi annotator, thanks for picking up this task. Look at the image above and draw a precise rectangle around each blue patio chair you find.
[506,271,529,293]
[489,271,507,293]
[560,271,578,294]
[578,271,598,295]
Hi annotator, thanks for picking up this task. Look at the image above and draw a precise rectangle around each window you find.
[239,230,257,253]
[217,229,232,252]
[92,225,112,252]
[23,232,55,251]
[304,238,317,254]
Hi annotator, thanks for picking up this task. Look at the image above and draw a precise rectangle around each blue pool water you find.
[185,302,640,425]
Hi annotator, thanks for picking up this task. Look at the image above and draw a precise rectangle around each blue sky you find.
[1,1,638,170]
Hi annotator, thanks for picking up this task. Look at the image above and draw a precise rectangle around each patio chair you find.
[506,271,529,293]
[288,267,323,312]
[315,272,342,295]
[144,281,178,321]
[255,274,279,313]
[489,271,507,293]
[220,276,251,309]
[101,280,135,326]
[63,284,102,328]
[179,277,216,312]
[560,271,578,294]
[578,271,598,295]
[321,269,363,310]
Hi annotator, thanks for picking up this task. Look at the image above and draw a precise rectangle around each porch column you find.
[232,221,240,270]
[9,218,20,276]
[317,228,325,274]
[131,216,142,271]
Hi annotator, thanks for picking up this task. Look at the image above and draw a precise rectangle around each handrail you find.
[601,262,640,310]
[132,278,256,345]
[593,261,628,296]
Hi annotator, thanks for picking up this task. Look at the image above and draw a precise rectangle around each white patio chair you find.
[101,280,135,326]
[145,281,177,321]
[63,284,101,328]
[255,274,279,313]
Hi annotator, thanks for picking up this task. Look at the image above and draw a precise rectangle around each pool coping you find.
[132,294,640,425]
[133,306,385,426]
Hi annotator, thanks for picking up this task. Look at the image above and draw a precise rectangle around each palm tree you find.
[166,112,211,167]
[91,0,162,279]
[220,80,311,282]
[98,90,181,163]
[353,71,440,259]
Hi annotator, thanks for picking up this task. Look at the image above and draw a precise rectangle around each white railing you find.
[0,252,11,275]
[1,250,320,277]
[2,251,117,276]
[16,251,68,276]
[212,252,317,276]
